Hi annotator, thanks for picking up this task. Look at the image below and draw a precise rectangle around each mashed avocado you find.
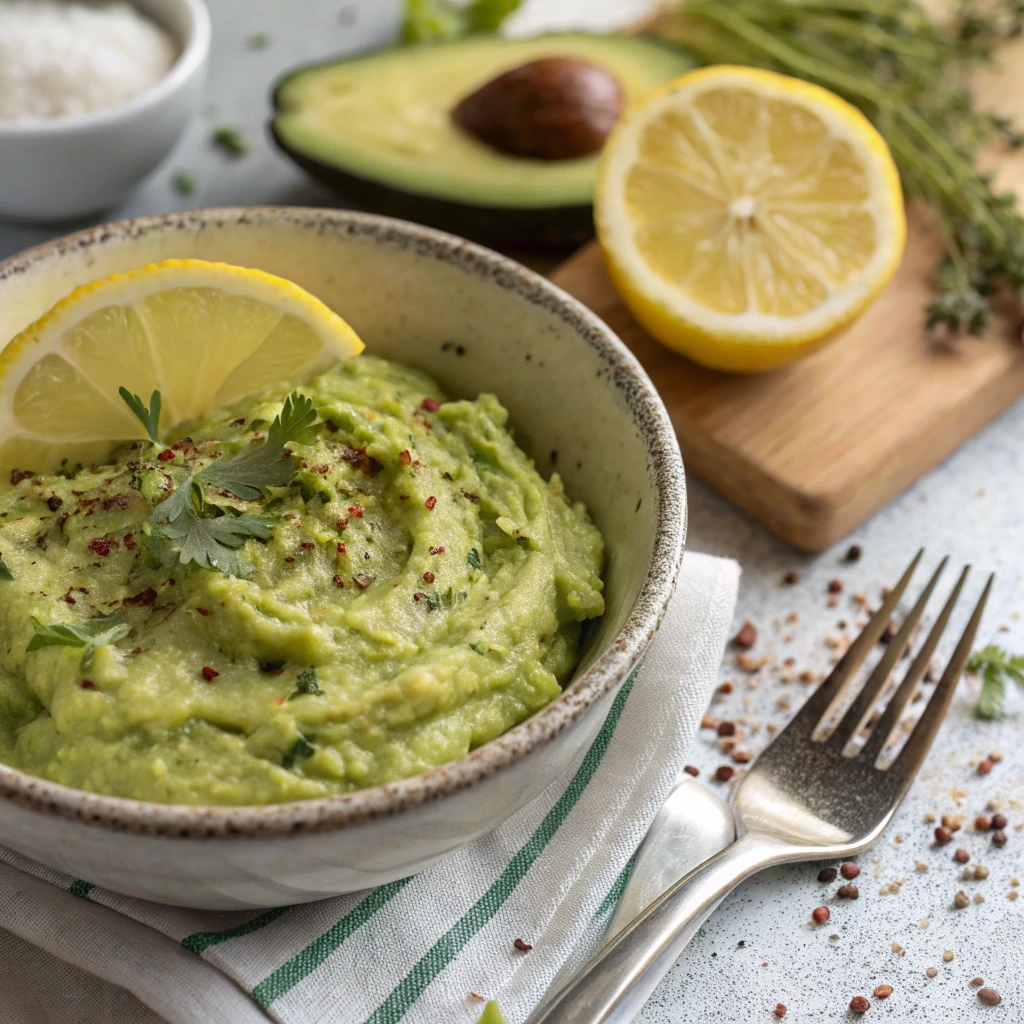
[0,356,604,804]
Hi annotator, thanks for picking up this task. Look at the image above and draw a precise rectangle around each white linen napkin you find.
[0,550,738,1024]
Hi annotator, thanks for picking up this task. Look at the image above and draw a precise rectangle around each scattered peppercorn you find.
[978,757,994,774]
[773,1004,787,1018]
[934,826,952,844]
[45,495,63,511]
[974,865,989,880]
[201,666,219,681]
[844,544,862,562]
[849,996,870,1013]
[954,848,970,863]
[715,765,735,782]
[827,579,843,593]
[733,621,758,648]
[840,862,860,880]
[684,765,700,777]
[783,570,800,585]
[976,815,993,831]
[873,985,892,999]
[926,968,938,978]
[954,890,970,908]
[717,720,737,737]
[970,978,984,987]
[837,883,859,900]
[991,812,1008,830]
[812,906,830,924]
[513,938,532,952]
[818,867,838,883]
[157,449,175,462]
[978,988,1001,1005]
[992,830,1007,847]
[941,814,963,832]
[943,951,954,962]
[79,680,96,690]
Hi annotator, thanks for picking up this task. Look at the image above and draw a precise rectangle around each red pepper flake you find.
[341,447,383,476]
[171,437,193,451]
[424,496,437,510]
[348,505,364,519]
[157,449,175,462]
[429,545,445,555]
[400,495,409,501]
[46,495,63,512]
[337,542,346,554]
[63,594,76,605]
[398,449,412,466]
[123,588,157,608]
[313,464,330,475]
[513,938,532,952]
[196,607,211,616]
[463,491,479,503]
[79,680,96,690]
[284,556,295,564]
[274,696,287,705]
[88,537,116,556]
[201,666,219,681]
[10,469,33,485]
[413,591,426,601]
[773,1004,787,1018]
[122,532,135,550]
[354,573,374,589]
[423,571,435,584]
[812,906,830,924]
[231,418,246,426]
[333,575,346,588]
[300,541,315,551]
[420,397,441,412]
[102,494,131,511]
[337,517,349,531]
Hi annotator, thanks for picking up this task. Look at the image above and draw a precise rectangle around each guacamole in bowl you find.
[0,355,604,805]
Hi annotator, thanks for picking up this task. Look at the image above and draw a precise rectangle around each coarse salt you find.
[0,0,177,121]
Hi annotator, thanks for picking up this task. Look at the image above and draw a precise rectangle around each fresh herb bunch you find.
[402,0,521,42]
[968,644,1024,718]
[660,0,1024,335]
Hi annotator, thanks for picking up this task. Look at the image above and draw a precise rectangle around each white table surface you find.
[1,2,1021,1021]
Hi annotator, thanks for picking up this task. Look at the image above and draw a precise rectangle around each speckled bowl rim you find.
[0,207,686,838]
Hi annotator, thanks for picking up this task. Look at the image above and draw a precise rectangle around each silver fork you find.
[528,551,992,1024]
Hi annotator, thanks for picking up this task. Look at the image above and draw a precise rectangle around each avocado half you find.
[271,34,694,246]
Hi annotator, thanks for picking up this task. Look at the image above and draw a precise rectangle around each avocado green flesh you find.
[0,356,604,805]
[272,34,694,209]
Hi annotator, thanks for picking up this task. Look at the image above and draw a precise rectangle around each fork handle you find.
[525,832,796,1024]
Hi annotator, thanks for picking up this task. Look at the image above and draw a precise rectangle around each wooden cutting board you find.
[549,40,1024,552]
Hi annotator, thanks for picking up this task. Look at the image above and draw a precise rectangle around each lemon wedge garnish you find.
[595,66,906,372]
[0,259,363,474]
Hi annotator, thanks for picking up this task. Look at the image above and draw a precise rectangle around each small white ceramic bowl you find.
[0,0,210,223]
[0,208,686,908]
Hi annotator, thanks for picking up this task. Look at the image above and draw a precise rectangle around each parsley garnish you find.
[969,645,1024,720]
[159,506,275,574]
[212,126,248,157]
[119,387,162,443]
[0,552,12,581]
[467,547,482,570]
[282,735,315,769]
[27,615,130,670]
[198,392,315,499]
[290,668,322,699]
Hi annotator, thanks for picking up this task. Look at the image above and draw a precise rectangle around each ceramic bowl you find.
[0,208,686,908]
[0,0,210,223]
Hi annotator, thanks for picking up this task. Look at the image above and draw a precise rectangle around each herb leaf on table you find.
[969,644,1024,719]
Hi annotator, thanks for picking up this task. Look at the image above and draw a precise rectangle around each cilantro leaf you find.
[968,645,1024,720]
[198,392,315,500]
[290,668,322,699]
[119,387,162,443]
[467,547,482,570]
[402,0,520,41]
[161,507,275,575]
[28,615,130,669]
[0,552,12,581]
[282,735,315,769]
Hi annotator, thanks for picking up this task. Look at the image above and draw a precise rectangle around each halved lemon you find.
[595,66,906,372]
[0,259,363,475]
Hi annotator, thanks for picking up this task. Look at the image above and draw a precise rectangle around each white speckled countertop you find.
[1,1,1020,1020]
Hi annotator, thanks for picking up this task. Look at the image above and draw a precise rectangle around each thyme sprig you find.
[660,0,1024,336]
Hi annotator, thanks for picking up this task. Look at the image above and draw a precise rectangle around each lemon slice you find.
[0,259,363,475]
[595,66,906,372]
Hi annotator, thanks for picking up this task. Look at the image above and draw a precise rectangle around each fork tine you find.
[888,573,993,779]
[782,549,923,739]
[860,565,970,763]
[828,557,948,749]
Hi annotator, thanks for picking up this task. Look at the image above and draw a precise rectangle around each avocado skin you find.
[269,35,694,248]
[271,123,594,248]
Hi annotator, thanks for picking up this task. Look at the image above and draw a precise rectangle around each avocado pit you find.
[451,57,625,161]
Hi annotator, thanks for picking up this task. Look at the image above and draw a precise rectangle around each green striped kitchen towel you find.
[0,551,738,1024]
